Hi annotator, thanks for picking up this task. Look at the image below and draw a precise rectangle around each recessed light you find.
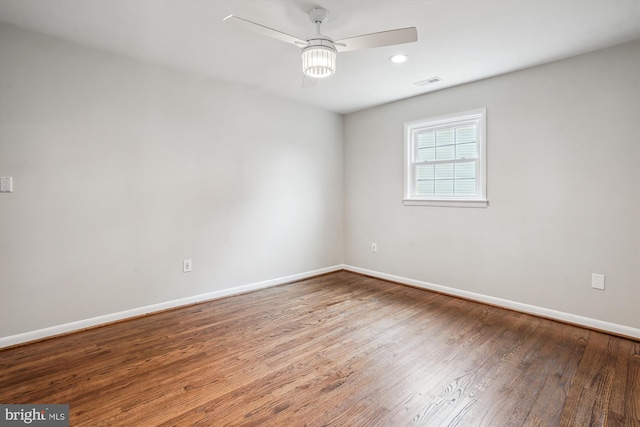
[389,54,409,64]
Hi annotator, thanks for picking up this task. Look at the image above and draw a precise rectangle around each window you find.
[404,108,487,207]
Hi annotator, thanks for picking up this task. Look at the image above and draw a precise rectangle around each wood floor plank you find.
[518,322,590,426]
[329,302,501,426]
[0,271,638,426]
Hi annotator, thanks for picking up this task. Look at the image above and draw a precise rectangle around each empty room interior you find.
[0,0,639,425]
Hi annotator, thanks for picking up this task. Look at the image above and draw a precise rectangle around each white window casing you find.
[404,108,488,208]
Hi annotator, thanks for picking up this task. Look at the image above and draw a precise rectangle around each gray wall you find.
[0,24,344,337]
[344,40,640,329]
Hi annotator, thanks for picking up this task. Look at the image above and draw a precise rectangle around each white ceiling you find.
[0,0,639,114]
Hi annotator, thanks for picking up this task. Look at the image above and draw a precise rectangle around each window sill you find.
[403,199,489,208]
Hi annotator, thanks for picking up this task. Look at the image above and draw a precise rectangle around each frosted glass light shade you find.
[301,46,336,78]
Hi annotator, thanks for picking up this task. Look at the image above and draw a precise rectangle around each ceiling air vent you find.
[413,76,443,86]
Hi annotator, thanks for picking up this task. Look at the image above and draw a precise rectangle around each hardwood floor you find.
[1,271,638,426]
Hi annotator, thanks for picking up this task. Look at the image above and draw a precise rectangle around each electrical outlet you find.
[371,243,377,253]
[183,259,192,273]
[0,177,13,193]
[591,273,605,290]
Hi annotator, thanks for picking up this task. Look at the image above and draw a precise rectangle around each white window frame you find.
[403,108,488,208]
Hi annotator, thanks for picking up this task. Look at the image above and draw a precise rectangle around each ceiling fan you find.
[223,7,417,81]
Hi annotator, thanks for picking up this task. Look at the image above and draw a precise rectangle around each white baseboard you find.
[3,264,637,348]
[344,265,640,340]
[0,265,344,349]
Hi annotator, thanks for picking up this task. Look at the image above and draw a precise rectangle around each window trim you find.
[403,108,488,208]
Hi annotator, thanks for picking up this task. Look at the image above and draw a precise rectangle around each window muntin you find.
[404,108,487,207]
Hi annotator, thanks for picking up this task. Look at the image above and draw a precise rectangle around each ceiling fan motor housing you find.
[308,7,329,24]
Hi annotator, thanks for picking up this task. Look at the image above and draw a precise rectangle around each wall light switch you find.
[0,177,13,193]
[183,259,192,273]
[592,273,605,290]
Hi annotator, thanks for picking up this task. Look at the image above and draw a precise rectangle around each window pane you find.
[436,144,455,161]
[416,180,434,196]
[417,146,435,162]
[434,163,454,179]
[435,179,454,196]
[454,179,476,195]
[435,128,454,146]
[455,125,476,144]
[454,162,476,179]
[417,131,435,148]
[455,142,477,159]
[416,164,434,180]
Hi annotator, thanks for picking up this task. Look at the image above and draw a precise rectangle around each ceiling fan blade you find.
[335,27,417,52]
[223,15,307,47]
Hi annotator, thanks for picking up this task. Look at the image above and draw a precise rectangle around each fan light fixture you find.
[302,44,336,78]
[301,8,337,79]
